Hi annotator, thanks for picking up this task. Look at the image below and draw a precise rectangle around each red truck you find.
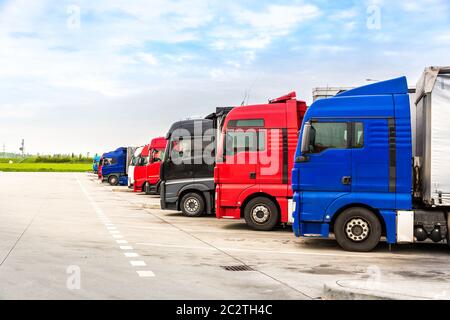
[133,137,167,194]
[98,155,104,180]
[215,92,307,230]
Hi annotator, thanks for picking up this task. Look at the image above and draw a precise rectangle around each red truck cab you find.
[133,137,167,194]
[98,155,104,180]
[215,92,307,230]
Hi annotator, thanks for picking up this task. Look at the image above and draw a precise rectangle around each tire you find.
[334,207,382,252]
[180,192,205,217]
[108,175,119,186]
[142,182,149,194]
[244,197,279,231]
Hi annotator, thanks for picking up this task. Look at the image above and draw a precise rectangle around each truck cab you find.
[92,155,101,174]
[128,146,144,188]
[160,118,217,217]
[98,155,104,180]
[215,93,307,230]
[293,70,450,252]
[134,137,167,194]
[101,147,134,186]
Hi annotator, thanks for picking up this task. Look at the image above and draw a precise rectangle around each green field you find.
[0,161,91,172]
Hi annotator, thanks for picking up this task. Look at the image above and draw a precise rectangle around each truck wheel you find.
[108,175,119,186]
[334,207,382,252]
[244,197,279,231]
[180,192,205,217]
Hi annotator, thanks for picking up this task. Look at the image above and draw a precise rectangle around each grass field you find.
[0,162,91,172]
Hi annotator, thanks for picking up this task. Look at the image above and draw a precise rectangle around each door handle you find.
[250,172,256,179]
[341,176,352,185]
[295,156,310,163]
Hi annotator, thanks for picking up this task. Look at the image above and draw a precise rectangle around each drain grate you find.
[221,265,254,272]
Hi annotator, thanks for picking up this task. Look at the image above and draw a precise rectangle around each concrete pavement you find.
[0,172,449,299]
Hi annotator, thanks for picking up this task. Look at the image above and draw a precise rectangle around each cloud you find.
[137,52,158,65]
[210,2,321,50]
[0,0,447,155]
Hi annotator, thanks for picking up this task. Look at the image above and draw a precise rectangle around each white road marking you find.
[124,252,139,258]
[137,271,155,278]
[130,261,147,267]
[120,246,133,250]
[74,174,154,278]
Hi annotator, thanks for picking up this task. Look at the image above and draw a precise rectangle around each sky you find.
[0,0,448,156]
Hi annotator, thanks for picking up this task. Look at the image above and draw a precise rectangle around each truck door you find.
[148,148,164,183]
[164,137,194,182]
[298,120,352,219]
[221,128,259,186]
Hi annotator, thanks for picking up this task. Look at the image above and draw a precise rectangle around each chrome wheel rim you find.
[251,205,270,224]
[345,218,370,242]
[184,198,200,214]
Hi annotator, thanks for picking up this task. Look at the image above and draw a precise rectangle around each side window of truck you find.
[309,122,348,154]
[171,138,192,160]
[225,129,266,155]
[152,150,164,162]
[353,122,364,149]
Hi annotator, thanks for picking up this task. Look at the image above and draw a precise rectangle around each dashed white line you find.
[74,174,154,279]
[124,252,139,258]
[137,271,155,278]
[130,261,147,267]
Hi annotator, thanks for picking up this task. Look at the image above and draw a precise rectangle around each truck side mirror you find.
[301,122,312,154]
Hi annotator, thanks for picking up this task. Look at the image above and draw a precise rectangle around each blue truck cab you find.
[292,67,450,252]
[293,71,450,252]
[101,147,133,186]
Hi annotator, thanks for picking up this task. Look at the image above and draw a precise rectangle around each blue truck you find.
[101,147,134,186]
[292,66,450,251]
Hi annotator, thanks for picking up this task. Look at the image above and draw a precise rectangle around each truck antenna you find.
[241,81,256,106]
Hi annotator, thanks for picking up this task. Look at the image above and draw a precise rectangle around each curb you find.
[323,282,421,300]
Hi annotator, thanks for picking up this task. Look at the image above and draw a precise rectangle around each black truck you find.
[160,108,232,217]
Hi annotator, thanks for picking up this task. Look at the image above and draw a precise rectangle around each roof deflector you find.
[269,92,296,103]
[336,77,408,97]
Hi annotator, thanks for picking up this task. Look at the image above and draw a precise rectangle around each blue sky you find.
[0,0,448,155]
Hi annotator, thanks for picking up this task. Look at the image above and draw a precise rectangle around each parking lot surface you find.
[0,172,449,299]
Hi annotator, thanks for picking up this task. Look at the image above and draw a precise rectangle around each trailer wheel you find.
[334,207,382,252]
[180,192,205,217]
[244,197,279,231]
[108,175,119,186]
